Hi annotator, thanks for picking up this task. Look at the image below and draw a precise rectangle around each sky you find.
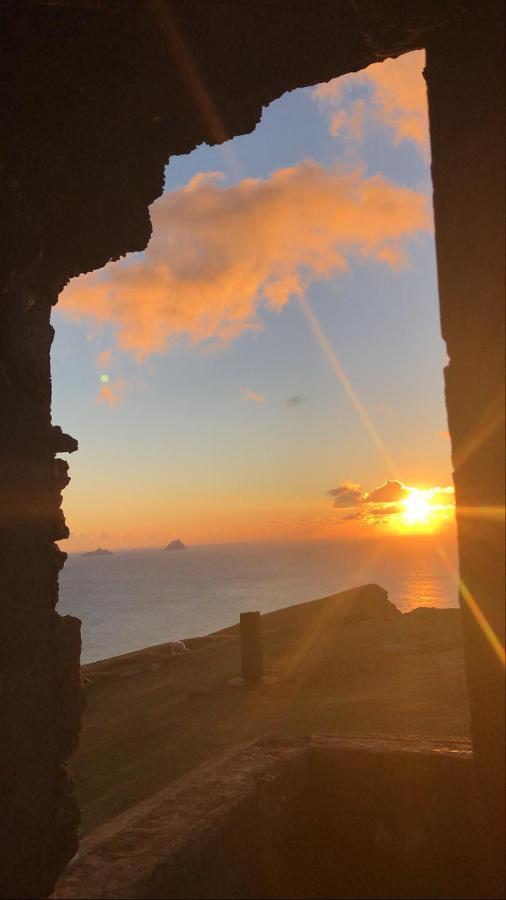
[52,50,456,551]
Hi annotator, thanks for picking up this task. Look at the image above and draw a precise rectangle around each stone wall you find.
[53,736,498,900]
[425,3,505,853]
[0,279,83,895]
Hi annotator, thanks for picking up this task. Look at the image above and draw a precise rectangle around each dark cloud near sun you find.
[369,504,400,517]
[327,481,365,508]
[327,479,407,511]
[286,394,306,407]
[365,479,408,503]
[327,475,454,530]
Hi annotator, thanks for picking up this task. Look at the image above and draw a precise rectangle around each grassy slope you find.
[74,586,469,835]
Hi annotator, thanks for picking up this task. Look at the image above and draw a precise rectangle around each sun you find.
[338,480,455,535]
[402,488,432,526]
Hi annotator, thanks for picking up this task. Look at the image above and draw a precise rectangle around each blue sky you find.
[52,51,454,550]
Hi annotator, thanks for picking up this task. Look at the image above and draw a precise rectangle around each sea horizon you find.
[59,535,459,664]
[65,529,458,555]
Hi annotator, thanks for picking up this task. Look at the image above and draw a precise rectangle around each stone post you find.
[240,611,263,683]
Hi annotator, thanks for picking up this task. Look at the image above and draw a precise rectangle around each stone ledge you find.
[53,734,492,900]
[52,737,307,899]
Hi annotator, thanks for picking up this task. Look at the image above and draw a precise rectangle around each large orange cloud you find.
[313,50,429,154]
[60,161,431,358]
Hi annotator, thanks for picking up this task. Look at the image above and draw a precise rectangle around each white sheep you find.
[168,640,189,657]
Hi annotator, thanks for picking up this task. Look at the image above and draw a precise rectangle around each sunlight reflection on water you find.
[59,536,459,663]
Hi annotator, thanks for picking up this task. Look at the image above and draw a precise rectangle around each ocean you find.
[59,536,459,664]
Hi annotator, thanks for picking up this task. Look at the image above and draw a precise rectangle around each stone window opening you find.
[0,4,503,898]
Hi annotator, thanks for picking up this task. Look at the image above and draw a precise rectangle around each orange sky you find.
[60,474,455,552]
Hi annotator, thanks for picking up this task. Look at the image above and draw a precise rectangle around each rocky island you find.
[164,539,187,551]
[81,547,114,557]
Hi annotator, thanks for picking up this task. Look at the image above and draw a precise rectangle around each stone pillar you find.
[0,277,82,898]
[240,611,263,683]
[425,0,505,863]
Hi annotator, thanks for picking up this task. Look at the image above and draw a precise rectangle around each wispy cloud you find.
[327,481,364,507]
[97,349,113,369]
[242,388,265,403]
[286,394,306,407]
[61,161,431,359]
[96,378,125,407]
[365,479,408,503]
[313,50,429,156]
[341,510,364,522]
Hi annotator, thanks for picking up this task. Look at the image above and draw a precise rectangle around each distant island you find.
[164,539,187,551]
[81,548,114,557]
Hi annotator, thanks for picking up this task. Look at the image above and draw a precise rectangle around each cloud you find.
[242,388,264,403]
[327,475,455,530]
[327,478,408,510]
[369,504,401,517]
[327,481,365,508]
[96,378,124,407]
[313,50,429,155]
[286,394,306,407]
[365,479,409,503]
[60,160,431,359]
[97,349,113,368]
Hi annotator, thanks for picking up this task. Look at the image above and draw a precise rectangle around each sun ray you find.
[149,0,243,181]
[298,296,398,479]
[452,392,505,474]
[456,505,505,523]
[432,539,505,668]
[278,540,390,678]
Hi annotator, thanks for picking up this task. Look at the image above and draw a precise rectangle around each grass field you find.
[74,585,469,835]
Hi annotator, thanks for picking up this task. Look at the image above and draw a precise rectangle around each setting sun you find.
[392,485,455,534]
[329,479,455,535]
[402,488,432,525]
